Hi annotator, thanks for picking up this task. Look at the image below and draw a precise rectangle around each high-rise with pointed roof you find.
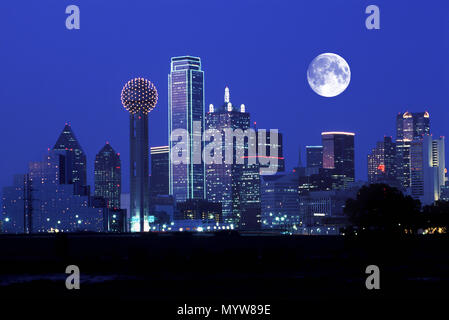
[53,123,87,195]
[94,143,121,210]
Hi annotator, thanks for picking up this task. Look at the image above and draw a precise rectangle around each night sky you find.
[1,0,448,192]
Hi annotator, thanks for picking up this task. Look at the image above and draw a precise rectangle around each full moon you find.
[307,53,351,97]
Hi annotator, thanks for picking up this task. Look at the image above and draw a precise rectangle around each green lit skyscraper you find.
[168,56,205,202]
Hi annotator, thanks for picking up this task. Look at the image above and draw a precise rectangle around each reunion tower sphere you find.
[121,77,158,114]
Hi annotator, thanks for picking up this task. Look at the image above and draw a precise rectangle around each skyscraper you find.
[94,143,121,210]
[395,111,431,190]
[410,135,445,205]
[121,77,158,232]
[205,86,256,226]
[53,123,87,195]
[306,146,323,169]
[150,146,169,197]
[367,136,396,185]
[321,131,355,189]
[169,56,205,202]
[396,111,430,141]
[432,137,446,191]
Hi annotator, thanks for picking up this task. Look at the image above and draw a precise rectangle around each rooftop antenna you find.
[224,86,230,103]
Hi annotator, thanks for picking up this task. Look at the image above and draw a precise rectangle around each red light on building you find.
[377,164,385,173]
[241,155,284,159]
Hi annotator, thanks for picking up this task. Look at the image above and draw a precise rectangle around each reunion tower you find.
[121,78,158,232]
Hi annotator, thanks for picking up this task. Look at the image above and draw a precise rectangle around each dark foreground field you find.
[0,233,448,314]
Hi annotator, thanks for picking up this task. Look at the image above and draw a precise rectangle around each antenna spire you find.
[224,86,230,103]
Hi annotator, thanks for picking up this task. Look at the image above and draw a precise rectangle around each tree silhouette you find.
[344,184,421,235]
[422,201,449,233]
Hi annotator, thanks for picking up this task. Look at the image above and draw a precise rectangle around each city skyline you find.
[0,91,445,193]
[2,1,449,308]
[1,1,448,194]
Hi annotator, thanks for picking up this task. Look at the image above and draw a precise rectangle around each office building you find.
[1,174,31,233]
[306,146,323,169]
[169,56,205,202]
[150,146,169,197]
[321,131,355,190]
[261,172,300,231]
[53,123,88,195]
[299,190,349,235]
[94,143,121,210]
[395,111,431,190]
[367,136,397,185]
[205,86,260,227]
[410,135,445,205]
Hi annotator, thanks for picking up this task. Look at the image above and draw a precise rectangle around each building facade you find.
[261,172,300,231]
[306,146,323,169]
[94,143,121,210]
[1,174,31,233]
[53,124,88,195]
[150,146,169,197]
[395,111,431,190]
[298,190,349,235]
[169,56,205,202]
[367,136,396,185]
[410,135,445,205]
[205,86,260,227]
[28,150,103,233]
[321,131,355,190]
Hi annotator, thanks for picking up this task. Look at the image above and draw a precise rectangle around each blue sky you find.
[0,0,448,192]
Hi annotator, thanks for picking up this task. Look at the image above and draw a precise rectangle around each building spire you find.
[224,86,230,103]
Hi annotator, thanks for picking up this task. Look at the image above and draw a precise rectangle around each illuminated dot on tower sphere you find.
[121,77,158,114]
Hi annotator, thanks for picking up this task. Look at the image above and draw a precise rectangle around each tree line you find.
[343,183,449,235]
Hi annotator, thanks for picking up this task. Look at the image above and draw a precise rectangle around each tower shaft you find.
[130,113,149,232]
